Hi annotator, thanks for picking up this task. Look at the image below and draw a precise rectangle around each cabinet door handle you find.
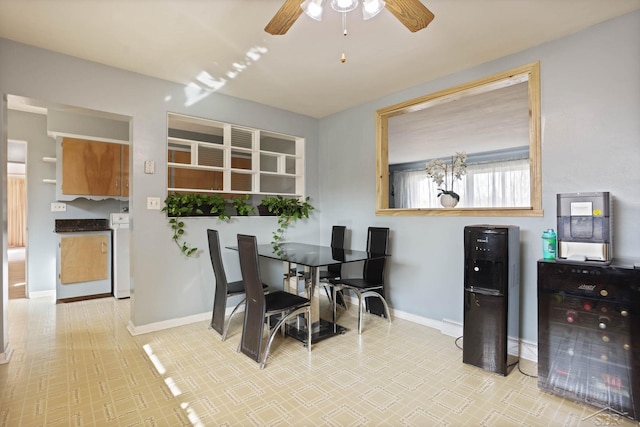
[101,241,107,254]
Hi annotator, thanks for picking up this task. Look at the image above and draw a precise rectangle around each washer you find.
[110,213,130,299]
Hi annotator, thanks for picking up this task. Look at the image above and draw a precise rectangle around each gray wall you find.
[317,11,640,343]
[0,36,320,345]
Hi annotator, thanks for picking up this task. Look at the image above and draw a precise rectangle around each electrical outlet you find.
[51,202,67,212]
[147,197,161,210]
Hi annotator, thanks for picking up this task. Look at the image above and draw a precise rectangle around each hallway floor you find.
[7,247,25,300]
[1,296,637,426]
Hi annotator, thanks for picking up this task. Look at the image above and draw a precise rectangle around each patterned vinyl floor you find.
[1,295,637,426]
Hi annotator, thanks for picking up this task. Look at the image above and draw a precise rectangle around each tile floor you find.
[1,295,638,426]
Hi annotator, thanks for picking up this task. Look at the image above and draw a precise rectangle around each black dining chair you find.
[320,225,347,307]
[237,234,312,369]
[207,229,267,341]
[328,227,391,334]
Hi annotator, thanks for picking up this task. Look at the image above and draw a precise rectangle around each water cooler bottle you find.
[463,225,520,375]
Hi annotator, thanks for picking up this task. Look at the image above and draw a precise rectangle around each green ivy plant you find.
[231,194,255,216]
[260,196,314,252]
[162,193,231,257]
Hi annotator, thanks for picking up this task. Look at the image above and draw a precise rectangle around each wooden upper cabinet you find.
[122,145,129,197]
[62,138,128,197]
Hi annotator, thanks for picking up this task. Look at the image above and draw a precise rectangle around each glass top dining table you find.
[250,242,385,267]
[227,242,387,343]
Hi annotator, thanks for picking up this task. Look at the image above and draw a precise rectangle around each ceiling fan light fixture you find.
[302,0,325,21]
[362,0,385,20]
[330,0,359,13]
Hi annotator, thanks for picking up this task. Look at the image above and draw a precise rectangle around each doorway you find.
[4,96,132,303]
[7,139,27,299]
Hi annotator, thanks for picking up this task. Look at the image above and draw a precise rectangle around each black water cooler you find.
[463,225,520,375]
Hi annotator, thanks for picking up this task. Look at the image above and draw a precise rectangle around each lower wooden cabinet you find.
[60,235,108,284]
[57,232,112,301]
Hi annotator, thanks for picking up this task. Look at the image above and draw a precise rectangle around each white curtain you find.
[463,159,530,207]
[393,159,529,208]
[8,176,27,247]
[393,170,438,208]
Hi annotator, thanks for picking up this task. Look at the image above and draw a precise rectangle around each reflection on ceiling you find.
[388,82,529,165]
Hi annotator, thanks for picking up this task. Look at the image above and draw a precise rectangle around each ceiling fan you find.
[265,0,435,35]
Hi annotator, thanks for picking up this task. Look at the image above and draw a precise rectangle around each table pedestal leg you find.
[303,266,320,325]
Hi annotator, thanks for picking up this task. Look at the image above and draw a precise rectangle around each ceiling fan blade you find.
[264,0,305,35]
[385,0,435,32]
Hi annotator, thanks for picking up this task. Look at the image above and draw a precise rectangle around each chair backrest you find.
[237,234,267,363]
[328,225,346,276]
[330,225,346,248]
[363,227,390,284]
[208,229,229,335]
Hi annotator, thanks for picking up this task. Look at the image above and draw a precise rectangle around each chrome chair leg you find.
[360,290,392,323]
[357,292,365,335]
[355,290,391,334]
[307,306,312,353]
[222,298,246,341]
[261,306,311,369]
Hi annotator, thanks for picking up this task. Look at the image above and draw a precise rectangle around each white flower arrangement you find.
[425,152,468,200]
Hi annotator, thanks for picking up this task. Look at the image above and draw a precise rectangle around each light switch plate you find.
[144,160,155,174]
[147,197,161,210]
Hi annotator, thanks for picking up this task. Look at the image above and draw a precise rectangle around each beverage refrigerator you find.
[537,260,640,420]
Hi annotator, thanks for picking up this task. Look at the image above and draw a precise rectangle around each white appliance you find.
[110,213,130,298]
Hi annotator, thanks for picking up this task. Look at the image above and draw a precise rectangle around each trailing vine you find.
[260,196,314,253]
[162,193,230,257]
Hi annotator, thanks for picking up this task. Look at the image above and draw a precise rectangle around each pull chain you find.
[341,12,347,63]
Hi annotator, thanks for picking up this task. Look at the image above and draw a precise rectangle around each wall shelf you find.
[167,113,305,197]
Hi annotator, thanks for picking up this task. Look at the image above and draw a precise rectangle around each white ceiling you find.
[0,0,639,119]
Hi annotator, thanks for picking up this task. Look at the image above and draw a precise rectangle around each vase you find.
[440,194,459,208]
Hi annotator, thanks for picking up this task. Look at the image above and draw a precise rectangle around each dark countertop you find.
[55,219,111,233]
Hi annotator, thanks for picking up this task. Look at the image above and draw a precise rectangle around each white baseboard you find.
[126,304,244,336]
[391,307,444,331]
[0,343,14,364]
[519,338,538,362]
[127,312,211,336]
[124,299,538,362]
[440,317,463,337]
[391,308,538,363]
[28,290,55,299]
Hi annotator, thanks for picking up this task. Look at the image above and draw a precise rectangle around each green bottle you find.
[542,229,557,260]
